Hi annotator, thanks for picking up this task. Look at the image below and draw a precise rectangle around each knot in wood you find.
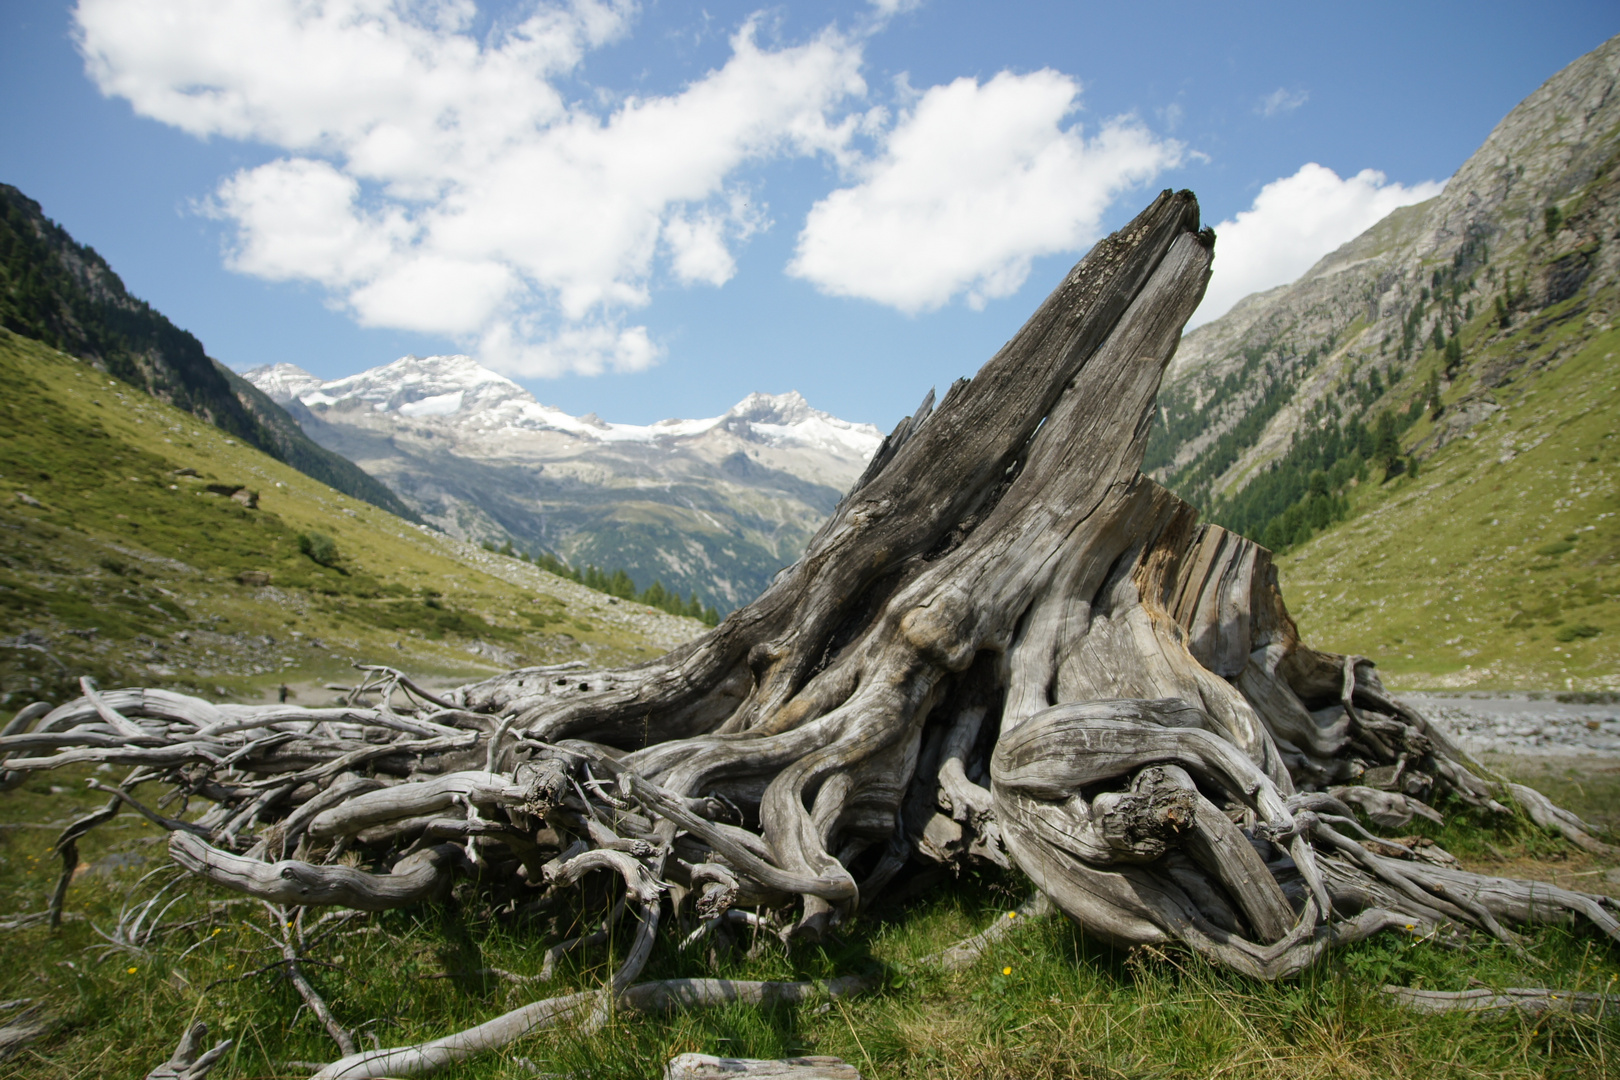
[747,640,788,676]
[899,589,977,671]
[515,755,576,817]
[1092,766,1197,861]
[278,864,315,894]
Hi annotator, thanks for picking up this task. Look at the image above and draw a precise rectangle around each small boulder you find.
[204,483,258,508]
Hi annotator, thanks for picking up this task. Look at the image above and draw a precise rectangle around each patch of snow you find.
[399,390,465,417]
[244,362,325,403]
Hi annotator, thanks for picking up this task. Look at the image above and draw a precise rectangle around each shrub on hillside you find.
[298,531,341,568]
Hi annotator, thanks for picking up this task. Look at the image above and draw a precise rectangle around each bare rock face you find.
[247,355,883,610]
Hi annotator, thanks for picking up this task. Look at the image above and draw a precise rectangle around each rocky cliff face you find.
[246,355,882,610]
[1151,33,1620,518]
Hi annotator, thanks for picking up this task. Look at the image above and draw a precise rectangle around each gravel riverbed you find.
[1401,692,1620,757]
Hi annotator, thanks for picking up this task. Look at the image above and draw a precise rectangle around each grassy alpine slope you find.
[0,183,417,522]
[1147,35,1620,689]
[1280,305,1619,690]
[0,326,702,709]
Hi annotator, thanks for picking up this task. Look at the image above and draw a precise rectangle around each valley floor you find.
[1402,691,1620,758]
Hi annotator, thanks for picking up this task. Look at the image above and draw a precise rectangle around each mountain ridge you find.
[1153,32,1620,514]
[0,183,420,523]
[245,355,883,610]
[1146,32,1620,688]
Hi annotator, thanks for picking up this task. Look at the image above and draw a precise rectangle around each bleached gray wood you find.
[1381,985,1620,1016]
[664,1055,860,1079]
[169,833,458,911]
[145,1022,231,1080]
[0,1003,52,1064]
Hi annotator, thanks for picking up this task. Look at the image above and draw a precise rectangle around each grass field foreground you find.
[1,752,1617,1079]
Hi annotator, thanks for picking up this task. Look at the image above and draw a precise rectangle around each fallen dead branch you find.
[1381,985,1620,1016]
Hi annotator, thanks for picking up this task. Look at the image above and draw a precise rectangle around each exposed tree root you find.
[3,191,1615,1078]
[664,1054,859,1079]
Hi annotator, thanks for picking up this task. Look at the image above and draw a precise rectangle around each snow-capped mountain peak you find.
[245,362,326,404]
[241,354,885,610]
[245,355,883,455]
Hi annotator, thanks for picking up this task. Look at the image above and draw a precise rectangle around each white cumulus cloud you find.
[1187,163,1446,330]
[788,69,1180,313]
[74,0,866,376]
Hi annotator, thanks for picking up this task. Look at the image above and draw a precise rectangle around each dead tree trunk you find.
[4,191,1617,1076]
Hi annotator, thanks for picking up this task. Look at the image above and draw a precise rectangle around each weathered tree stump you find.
[4,191,1617,1079]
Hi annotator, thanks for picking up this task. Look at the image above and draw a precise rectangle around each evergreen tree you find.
[1372,410,1402,477]
[1426,368,1443,419]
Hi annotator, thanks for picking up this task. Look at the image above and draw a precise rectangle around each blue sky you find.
[2,1,1614,429]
